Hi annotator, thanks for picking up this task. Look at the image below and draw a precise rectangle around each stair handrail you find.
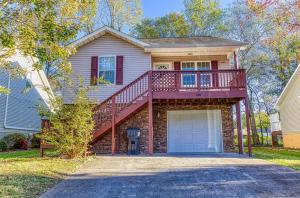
[94,71,150,131]
[94,71,149,112]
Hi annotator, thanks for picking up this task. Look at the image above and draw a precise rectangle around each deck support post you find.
[112,96,116,155]
[148,71,153,155]
[244,97,252,157]
[235,101,244,154]
[234,51,238,69]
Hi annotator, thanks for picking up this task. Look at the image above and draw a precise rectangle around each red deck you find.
[93,69,250,156]
[151,69,247,99]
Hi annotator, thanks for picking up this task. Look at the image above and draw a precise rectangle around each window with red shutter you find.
[91,56,98,85]
[116,56,123,85]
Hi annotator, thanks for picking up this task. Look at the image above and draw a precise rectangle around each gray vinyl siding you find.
[0,70,45,139]
[63,33,151,103]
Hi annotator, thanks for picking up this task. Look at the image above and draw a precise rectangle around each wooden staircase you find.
[93,71,149,142]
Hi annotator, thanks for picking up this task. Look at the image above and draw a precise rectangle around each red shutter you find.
[211,60,218,87]
[174,62,181,87]
[91,56,98,85]
[174,62,181,70]
[116,56,123,85]
[211,61,218,70]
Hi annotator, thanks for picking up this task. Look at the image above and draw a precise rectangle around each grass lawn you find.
[251,147,300,171]
[0,149,88,198]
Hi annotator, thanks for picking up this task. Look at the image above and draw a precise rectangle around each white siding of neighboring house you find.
[63,33,151,103]
[270,112,282,132]
[279,74,300,134]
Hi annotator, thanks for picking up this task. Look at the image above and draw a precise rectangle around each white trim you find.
[69,26,150,49]
[97,55,117,85]
[167,111,169,153]
[276,64,300,106]
[180,60,212,70]
[4,73,11,129]
[144,46,247,53]
[153,62,172,70]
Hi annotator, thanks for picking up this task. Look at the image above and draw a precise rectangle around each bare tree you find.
[96,0,142,31]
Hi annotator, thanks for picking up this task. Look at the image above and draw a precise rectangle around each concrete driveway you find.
[41,154,300,198]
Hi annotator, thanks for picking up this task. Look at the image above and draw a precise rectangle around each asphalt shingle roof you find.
[140,37,247,48]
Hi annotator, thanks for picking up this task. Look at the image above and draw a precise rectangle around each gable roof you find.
[140,37,248,49]
[69,26,247,52]
[6,52,54,108]
[276,64,300,106]
[69,26,150,49]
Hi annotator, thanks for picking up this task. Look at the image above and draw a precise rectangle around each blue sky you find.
[142,0,235,18]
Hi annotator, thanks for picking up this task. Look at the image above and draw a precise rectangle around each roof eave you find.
[275,64,300,107]
[144,45,247,53]
[68,26,150,49]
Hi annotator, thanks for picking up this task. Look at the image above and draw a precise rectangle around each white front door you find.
[167,110,223,153]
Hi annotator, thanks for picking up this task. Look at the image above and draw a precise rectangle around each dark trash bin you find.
[127,128,141,155]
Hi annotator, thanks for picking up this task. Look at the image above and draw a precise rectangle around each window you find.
[182,62,196,87]
[181,61,211,87]
[154,62,171,70]
[98,56,116,84]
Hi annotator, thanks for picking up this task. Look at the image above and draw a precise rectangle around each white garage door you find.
[167,110,223,153]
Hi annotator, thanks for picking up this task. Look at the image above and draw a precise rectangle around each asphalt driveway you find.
[41,154,300,198]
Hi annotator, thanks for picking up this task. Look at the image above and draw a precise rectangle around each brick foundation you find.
[93,102,235,154]
[117,108,149,154]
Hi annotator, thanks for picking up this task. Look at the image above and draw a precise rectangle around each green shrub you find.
[31,135,41,148]
[39,85,95,159]
[0,140,8,151]
[3,133,28,149]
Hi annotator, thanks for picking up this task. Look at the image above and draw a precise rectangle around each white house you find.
[276,64,300,149]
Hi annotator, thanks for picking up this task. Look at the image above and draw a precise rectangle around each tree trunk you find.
[248,92,260,145]
[266,129,269,145]
[258,110,264,145]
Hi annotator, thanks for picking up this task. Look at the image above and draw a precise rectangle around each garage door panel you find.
[168,110,222,153]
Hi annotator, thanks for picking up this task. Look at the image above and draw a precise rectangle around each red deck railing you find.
[93,71,149,133]
[93,69,246,139]
[151,69,246,92]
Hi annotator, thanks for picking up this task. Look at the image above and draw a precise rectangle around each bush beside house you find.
[1,133,29,151]
[0,140,8,151]
[0,133,42,152]
[39,85,95,159]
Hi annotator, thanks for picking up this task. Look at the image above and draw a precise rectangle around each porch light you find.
[157,112,160,118]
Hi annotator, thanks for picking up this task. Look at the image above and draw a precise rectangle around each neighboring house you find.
[270,112,282,133]
[276,64,300,149]
[0,53,53,139]
[65,26,251,155]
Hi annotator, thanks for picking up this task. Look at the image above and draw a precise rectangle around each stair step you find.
[93,71,150,142]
